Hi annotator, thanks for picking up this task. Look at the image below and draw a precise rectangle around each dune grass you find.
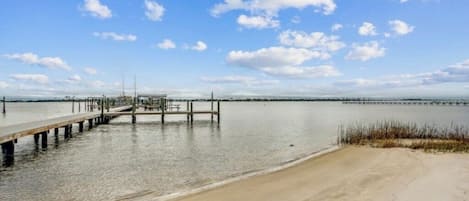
[338,121,469,152]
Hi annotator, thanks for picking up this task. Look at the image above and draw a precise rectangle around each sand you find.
[132,146,469,201]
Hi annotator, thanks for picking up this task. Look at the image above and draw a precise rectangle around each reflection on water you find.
[1,102,469,200]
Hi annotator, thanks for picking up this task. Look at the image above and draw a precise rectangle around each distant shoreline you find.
[3,97,469,103]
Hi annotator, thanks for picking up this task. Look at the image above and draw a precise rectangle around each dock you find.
[342,100,469,106]
[1,96,221,166]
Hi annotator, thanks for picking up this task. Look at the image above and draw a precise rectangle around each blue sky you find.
[1,0,469,98]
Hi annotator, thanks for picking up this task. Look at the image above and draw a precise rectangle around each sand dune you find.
[146,147,469,201]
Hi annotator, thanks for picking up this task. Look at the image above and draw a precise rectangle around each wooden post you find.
[1,141,14,166]
[100,96,104,123]
[217,101,220,123]
[64,126,69,139]
[88,119,93,130]
[41,132,48,149]
[161,98,165,124]
[69,125,73,138]
[34,133,40,145]
[186,101,190,122]
[132,97,136,124]
[106,98,110,112]
[2,96,5,114]
[78,100,81,113]
[72,98,75,113]
[54,128,59,138]
[79,122,84,132]
[211,92,214,123]
[190,101,194,124]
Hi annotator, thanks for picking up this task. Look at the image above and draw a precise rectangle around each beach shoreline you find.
[132,146,469,201]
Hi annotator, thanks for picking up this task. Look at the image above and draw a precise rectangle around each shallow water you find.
[1,101,469,201]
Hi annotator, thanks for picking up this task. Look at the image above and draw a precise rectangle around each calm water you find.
[1,101,469,201]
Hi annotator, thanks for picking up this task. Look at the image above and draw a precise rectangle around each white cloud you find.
[10,74,49,84]
[345,41,385,61]
[389,20,414,36]
[227,46,328,68]
[400,0,409,3]
[0,81,8,89]
[84,67,97,75]
[278,30,345,52]
[358,22,377,36]
[260,65,341,78]
[191,41,208,51]
[226,46,340,78]
[82,0,112,19]
[157,39,176,49]
[3,53,71,71]
[201,76,279,86]
[237,15,279,29]
[331,23,343,31]
[93,32,137,41]
[291,16,301,24]
[211,0,337,16]
[68,74,82,82]
[144,0,165,21]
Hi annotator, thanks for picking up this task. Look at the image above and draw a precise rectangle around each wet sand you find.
[141,146,469,201]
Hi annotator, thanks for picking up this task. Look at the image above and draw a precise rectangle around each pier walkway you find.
[1,101,221,166]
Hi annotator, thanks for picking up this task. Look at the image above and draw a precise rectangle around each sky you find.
[1,0,469,98]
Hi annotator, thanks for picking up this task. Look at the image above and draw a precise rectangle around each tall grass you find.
[338,121,469,152]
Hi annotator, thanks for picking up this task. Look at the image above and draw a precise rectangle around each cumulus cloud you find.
[157,39,176,49]
[237,15,279,29]
[84,67,97,75]
[144,0,165,21]
[201,76,279,86]
[345,41,385,61]
[358,22,377,36]
[226,46,340,78]
[82,0,112,19]
[278,30,345,52]
[389,20,414,36]
[67,74,82,83]
[93,32,137,41]
[331,23,343,31]
[10,74,49,84]
[4,53,71,71]
[191,41,208,51]
[211,0,337,16]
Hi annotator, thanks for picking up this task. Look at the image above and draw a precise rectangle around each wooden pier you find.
[342,100,469,106]
[0,97,221,166]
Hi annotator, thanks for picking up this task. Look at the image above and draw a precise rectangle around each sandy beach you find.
[138,147,469,201]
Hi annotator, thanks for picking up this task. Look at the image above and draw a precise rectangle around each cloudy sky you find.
[1,0,469,98]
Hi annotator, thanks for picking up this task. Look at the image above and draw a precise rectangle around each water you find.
[1,101,469,201]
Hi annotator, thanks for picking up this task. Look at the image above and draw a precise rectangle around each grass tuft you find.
[338,121,469,152]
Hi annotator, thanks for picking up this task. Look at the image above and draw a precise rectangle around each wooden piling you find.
[211,92,214,123]
[1,141,14,166]
[161,97,165,124]
[2,96,5,114]
[190,101,194,124]
[88,119,93,130]
[132,97,136,124]
[186,101,190,122]
[217,101,220,123]
[72,98,75,113]
[100,96,104,123]
[34,133,40,145]
[79,122,84,132]
[41,132,48,148]
[64,126,70,139]
[78,100,81,113]
[106,98,110,112]
[54,128,59,138]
